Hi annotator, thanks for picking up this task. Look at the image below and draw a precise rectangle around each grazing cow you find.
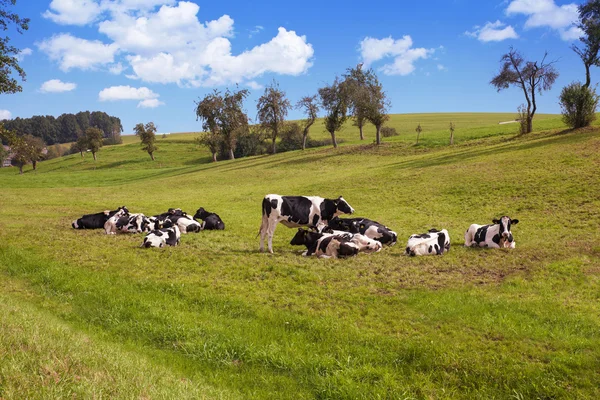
[319,227,382,253]
[405,229,450,256]
[259,194,355,253]
[72,206,128,229]
[141,225,181,248]
[290,229,359,259]
[328,217,397,246]
[194,207,225,230]
[464,216,519,249]
[104,208,129,234]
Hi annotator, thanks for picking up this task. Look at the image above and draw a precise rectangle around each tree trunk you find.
[330,131,338,148]
[32,160,37,170]
[80,151,84,158]
[584,62,591,89]
[19,165,23,174]
[450,132,454,145]
[212,152,217,162]
[228,148,235,160]
[375,124,381,145]
[359,124,364,140]
[150,152,155,161]
[302,129,308,150]
[93,152,97,161]
[272,137,277,154]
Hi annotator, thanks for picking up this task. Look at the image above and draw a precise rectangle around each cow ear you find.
[492,219,500,224]
[511,219,519,225]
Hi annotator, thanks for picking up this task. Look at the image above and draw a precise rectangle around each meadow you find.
[0,113,599,399]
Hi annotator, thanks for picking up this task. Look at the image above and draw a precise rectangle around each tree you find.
[0,126,27,173]
[449,122,455,145]
[415,123,423,144]
[491,47,559,134]
[71,135,88,158]
[257,81,291,154]
[318,77,349,148]
[572,1,600,88]
[559,82,600,128]
[84,127,103,160]
[344,64,390,145]
[0,0,29,94]
[0,140,6,164]
[22,134,45,170]
[134,122,158,160]
[295,95,320,150]
[195,88,249,160]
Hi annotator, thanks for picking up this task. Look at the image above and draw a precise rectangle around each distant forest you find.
[1,111,123,145]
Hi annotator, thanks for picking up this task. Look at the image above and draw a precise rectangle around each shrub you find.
[277,123,304,152]
[381,127,399,137]
[516,104,528,135]
[559,82,599,129]
[234,129,267,158]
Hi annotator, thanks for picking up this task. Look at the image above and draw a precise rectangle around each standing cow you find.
[259,194,355,253]
[464,216,519,248]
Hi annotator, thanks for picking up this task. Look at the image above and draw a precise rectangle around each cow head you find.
[290,228,309,246]
[141,231,165,248]
[119,206,129,214]
[335,196,354,215]
[492,216,519,239]
[194,207,208,220]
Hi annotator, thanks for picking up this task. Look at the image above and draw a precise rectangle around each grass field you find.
[1,113,599,399]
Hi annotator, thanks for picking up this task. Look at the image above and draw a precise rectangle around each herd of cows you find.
[71,194,519,257]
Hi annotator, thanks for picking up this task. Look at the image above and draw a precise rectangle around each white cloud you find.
[246,80,263,89]
[137,98,165,108]
[359,35,434,76]
[108,62,125,74]
[98,85,159,101]
[16,47,32,61]
[466,20,519,42]
[249,25,264,38]
[0,110,12,120]
[506,0,580,40]
[40,79,77,93]
[43,0,103,25]
[437,64,447,71]
[37,33,119,71]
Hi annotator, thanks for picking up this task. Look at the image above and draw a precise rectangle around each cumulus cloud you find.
[0,110,12,120]
[16,47,32,61]
[40,79,77,93]
[465,20,519,42]
[359,35,434,76]
[37,33,119,71]
[98,85,164,107]
[506,0,580,40]
[38,1,315,87]
[246,80,263,89]
[43,0,103,25]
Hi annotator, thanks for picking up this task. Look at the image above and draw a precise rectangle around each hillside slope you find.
[0,114,598,399]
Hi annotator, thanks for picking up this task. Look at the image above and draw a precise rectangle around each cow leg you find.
[267,220,278,254]
[259,216,268,252]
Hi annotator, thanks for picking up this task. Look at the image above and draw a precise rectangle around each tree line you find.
[1,111,124,146]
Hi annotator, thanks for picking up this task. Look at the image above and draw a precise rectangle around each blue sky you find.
[0,0,588,134]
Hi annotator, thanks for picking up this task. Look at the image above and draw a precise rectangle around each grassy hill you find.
[0,113,599,399]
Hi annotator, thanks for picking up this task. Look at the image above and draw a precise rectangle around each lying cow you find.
[152,209,201,234]
[319,227,382,253]
[405,228,450,256]
[103,208,129,234]
[259,194,355,253]
[141,225,181,248]
[72,206,128,229]
[464,216,519,248]
[194,207,225,230]
[290,229,359,259]
[328,217,397,246]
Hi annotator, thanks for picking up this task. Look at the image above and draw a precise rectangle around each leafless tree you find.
[318,77,349,148]
[572,0,600,88]
[415,123,423,144]
[257,81,291,154]
[449,122,455,145]
[490,47,559,134]
[295,95,319,150]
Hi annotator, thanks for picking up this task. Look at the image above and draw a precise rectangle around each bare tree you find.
[85,127,104,161]
[318,77,348,148]
[257,81,291,154]
[415,123,422,144]
[449,122,455,145]
[134,122,158,160]
[295,95,319,150]
[490,47,559,134]
[572,0,600,88]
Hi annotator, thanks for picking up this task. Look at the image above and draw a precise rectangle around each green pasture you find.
[0,113,599,399]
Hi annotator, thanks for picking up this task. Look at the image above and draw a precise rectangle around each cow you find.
[103,208,130,234]
[327,217,397,246]
[405,228,450,256]
[319,227,382,253]
[72,206,128,229]
[141,225,181,248]
[464,216,519,249]
[259,194,355,253]
[173,214,202,234]
[290,229,359,259]
[194,207,225,230]
[115,213,150,234]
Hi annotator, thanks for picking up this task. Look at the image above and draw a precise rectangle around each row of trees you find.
[195,64,391,161]
[1,111,124,145]
[491,0,600,133]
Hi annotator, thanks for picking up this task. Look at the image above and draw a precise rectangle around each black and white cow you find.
[103,208,130,234]
[319,227,382,253]
[405,228,450,256]
[193,207,225,230]
[290,229,359,259]
[259,194,355,253]
[72,206,128,229]
[106,213,148,234]
[464,216,519,249]
[141,225,181,248]
[328,217,397,246]
[173,214,202,234]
